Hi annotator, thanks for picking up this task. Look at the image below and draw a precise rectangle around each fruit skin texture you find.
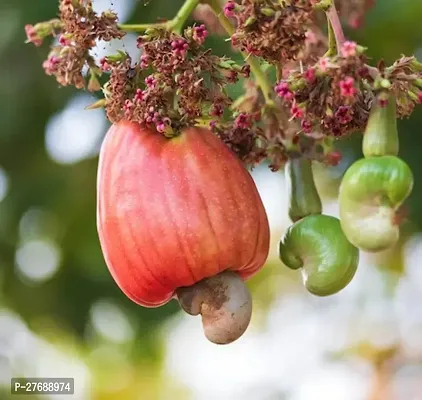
[279,215,359,296]
[97,121,270,307]
[339,156,413,252]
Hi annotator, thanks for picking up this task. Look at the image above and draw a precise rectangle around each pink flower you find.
[123,99,134,116]
[171,39,189,57]
[156,118,171,133]
[275,82,294,101]
[211,103,224,117]
[59,35,72,46]
[192,24,208,45]
[246,44,260,55]
[156,121,166,133]
[145,75,157,88]
[301,120,312,133]
[339,76,357,98]
[100,57,111,72]
[418,93,422,104]
[318,57,331,72]
[304,67,316,83]
[341,41,358,57]
[290,102,304,119]
[235,113,251,129]
[145,107,159,124]
[335,106,353,124]
[224,1,236,18]
[134,89,144,103]
[25,24,43,46]
[140,54,150,69]
[42,55,60,75]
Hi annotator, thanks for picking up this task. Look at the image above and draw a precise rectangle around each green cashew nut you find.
[279,215,359,296]
[363,94,399,158]
[339,156,413,252]
[286,158,322,222]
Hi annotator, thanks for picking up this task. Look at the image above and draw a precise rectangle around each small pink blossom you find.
[341,41,358,57]
[339,76,357,98]
[211,103,224,117]
[171,39,189,57]
[99,57,111,72]
[134,89,144,103]
[304,67,316,83]
[418,93,422,104]
[301,120,312,133]
[156,121,166,133]
[235,113,251,130]
[318,57,332,72]
[145,107,159,124]
[156,117,171,133]
[224,1,236,18]
[123,99,134,116]
[25,24,43,46]
[335,106,353,124]
[145,75,157,88]
[42,56,61,75]
[275,82,294,101]
[59,35,72,46]
[290,102,304,119]
[140,54,150,69]
[192,24,208,45]
[246,44,260,55]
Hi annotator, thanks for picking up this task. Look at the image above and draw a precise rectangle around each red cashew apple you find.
[96,121,270,344]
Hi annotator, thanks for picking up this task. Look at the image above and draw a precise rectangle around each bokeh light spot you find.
[90,299,135,343]
[45,94,107,165]
[15,240,61,284]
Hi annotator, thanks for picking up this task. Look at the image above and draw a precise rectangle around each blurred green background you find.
[1,1,422,399]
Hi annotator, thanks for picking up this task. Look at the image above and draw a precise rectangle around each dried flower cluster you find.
[275,41,372,137]
[225,0,316,64]
[25,0,421,172]
[381,56,422,116]
[275,43,422,139]
[103,28,249,135]
[27,0,125,90]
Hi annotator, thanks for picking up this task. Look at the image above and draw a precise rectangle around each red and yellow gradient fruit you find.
[97,121,270,344]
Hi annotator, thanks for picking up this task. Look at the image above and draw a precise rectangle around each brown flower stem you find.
[204,0,275,107]
[325,0,346,55]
